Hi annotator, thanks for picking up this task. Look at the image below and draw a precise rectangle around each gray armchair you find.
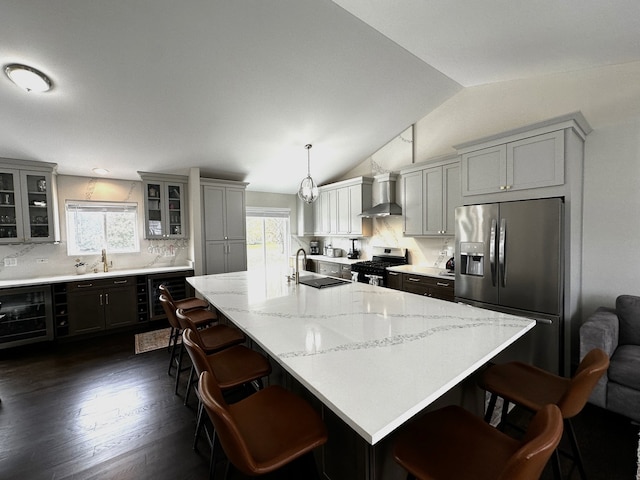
[579,295,640,422]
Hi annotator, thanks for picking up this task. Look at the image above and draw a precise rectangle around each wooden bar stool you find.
[198,370,328,479]
[182,328,271,457]
[158,294,217,378]
[393,404,563,480]
[479,348,609,479]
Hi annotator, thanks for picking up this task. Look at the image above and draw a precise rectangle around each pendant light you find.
[4,64,52,92]
[298,144,319,204]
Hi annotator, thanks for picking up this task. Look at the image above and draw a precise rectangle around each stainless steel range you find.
[351,247,408,286]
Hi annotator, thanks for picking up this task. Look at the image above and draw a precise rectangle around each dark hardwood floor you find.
[1,331,638,480]
[0,331,315,480]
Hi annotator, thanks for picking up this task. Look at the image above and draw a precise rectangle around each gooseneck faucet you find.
[102,248,109,272]
[295,248,307,284]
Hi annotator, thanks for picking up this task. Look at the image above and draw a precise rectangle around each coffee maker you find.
[347,238,360,259]
[309,240,320,255]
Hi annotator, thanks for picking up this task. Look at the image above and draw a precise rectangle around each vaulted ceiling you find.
[1,1,639,192]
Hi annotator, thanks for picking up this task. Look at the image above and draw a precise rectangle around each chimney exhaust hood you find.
[359,173,402,218]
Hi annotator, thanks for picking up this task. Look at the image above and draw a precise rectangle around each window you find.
[66,201,139,255]
[246,208,291,278]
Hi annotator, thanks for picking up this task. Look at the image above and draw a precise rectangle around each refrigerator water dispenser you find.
[460,242,485,276]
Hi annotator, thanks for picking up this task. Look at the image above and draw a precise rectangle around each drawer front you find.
[341,264,352,280]
[319,261,341,277]
[386,271,403,290]
[67,276,135,292]
[403,274,430,296]
[402,273,455,300]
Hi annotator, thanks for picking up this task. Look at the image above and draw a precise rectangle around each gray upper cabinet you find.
[314,177,373,237]
[460,130,565,196]
[201,179,248,274]
[297,197,315,236]
[401,156,461,236]
[0,159,59,244]
[139,172,188,239]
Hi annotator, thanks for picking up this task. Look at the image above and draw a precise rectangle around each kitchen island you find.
[188,271,535,479]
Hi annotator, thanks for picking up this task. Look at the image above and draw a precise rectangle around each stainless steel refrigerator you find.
[455,198,563,374]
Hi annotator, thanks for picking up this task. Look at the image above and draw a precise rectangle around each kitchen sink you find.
[298,276,351,289]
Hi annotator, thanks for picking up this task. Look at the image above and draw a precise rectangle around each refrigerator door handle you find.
[490,219,497,286]
[499,218,506,287]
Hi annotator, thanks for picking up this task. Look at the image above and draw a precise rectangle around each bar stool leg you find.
[498,398,510,431]
[184,365,195,405]
[174,342,185,395]
[484,392,497,423]
[566,419,588,480]
[552,449,562,479]
[167,328,180,375]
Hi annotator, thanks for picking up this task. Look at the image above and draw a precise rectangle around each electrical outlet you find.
[36,258,49,263]
[440,250,448,255]
[4,258,17,267]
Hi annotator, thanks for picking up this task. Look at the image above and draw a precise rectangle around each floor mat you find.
[134,328,173,354]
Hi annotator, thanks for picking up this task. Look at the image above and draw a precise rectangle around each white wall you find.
[581,118,640,314]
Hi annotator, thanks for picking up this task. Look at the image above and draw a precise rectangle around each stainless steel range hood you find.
[359,173,402,218]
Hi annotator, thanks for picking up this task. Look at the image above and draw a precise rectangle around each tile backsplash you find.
[319,216,454,267]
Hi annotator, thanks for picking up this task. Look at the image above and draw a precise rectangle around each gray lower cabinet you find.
[318,261,341,278]
[316,261,353,280]
[67,277,137,336]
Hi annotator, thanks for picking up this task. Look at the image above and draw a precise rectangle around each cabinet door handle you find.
[408,277,420,282]
[436,282,450,287]
[113,280,128,285]
[77,283,94,288]
[105,293,109,305]
[388,272,399,276]
[99,294,103,306]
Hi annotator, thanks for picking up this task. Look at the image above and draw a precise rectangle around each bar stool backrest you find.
[158,294,181,330]
[175,308,205,344]
[182,328,213,381]
[557,348,609,418]
[499,404,563,480]
[158,283,176,304]
[199,371,258,474]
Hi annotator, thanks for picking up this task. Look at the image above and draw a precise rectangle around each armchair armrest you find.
[580,307,619,359]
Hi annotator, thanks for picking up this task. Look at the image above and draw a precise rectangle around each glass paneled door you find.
[0,169,54,243]
[246,209,291,280]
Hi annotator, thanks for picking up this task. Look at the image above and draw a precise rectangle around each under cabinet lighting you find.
[92,168,110,175]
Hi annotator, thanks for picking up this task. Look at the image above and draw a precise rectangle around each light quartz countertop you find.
[188,271,534,445]
[387,265,456,280]
[0,265,194,289]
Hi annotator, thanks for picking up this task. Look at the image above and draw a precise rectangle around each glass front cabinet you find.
[139,172,188,239]
[0,159,58,244]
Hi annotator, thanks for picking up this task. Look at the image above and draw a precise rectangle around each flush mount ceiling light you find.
[298,144,319,204]
[4,64,52,92]
[92,168,110,175]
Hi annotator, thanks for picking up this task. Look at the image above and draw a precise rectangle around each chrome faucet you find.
[295,248,307,284]
[101,248,109,272]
